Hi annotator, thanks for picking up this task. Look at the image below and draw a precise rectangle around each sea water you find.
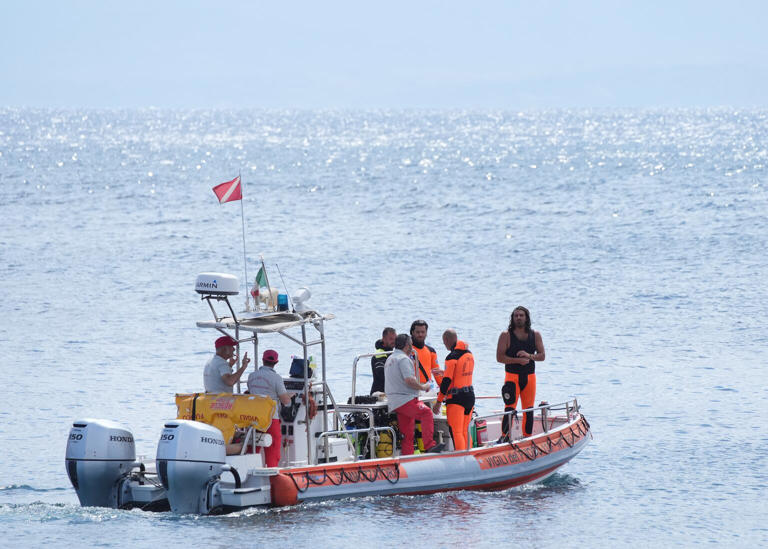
[0,108,766,547]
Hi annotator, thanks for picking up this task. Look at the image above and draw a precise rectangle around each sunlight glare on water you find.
[0,108,766,547]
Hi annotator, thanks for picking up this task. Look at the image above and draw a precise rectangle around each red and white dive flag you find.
[212,175,242,203]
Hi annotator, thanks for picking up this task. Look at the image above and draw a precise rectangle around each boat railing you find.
[473,398,580,442]
[350,351,393,401]
[234,425,272,456]
[332,403,391,460]
[316,427,397,463]
[314,380,358,461]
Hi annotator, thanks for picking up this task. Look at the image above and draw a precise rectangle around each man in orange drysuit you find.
[410,319,441,386]
[496,306,545,440]
[432,329,475,451]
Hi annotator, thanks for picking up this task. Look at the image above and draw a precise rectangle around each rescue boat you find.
[65,272,591,514]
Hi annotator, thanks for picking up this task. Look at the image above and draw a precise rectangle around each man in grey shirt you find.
[247,349,292,467]
[384,334,443,455]
[203,336,250,393]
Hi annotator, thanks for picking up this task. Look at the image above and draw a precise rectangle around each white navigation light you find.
[195,272,239,295]
[292,287,312,312]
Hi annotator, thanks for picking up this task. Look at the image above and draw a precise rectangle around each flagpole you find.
[239,172,250,311]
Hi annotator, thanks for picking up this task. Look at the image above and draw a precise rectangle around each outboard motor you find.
[156,420,229,514]
[65,419,137,508]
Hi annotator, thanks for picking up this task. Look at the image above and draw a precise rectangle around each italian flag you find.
[250,266,267,299]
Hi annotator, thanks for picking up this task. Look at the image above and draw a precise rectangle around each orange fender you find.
[270,473,298,507]
[301,393,318,420]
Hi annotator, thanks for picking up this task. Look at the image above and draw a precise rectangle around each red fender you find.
[270,473,298,507]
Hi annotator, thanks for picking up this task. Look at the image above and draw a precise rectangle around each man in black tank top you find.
[495,306,546,439]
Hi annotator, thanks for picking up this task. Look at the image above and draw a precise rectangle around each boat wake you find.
[0,484,69,493]
[540,472,583,488]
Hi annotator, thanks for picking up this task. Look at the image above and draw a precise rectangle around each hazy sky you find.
[3,1,767,108]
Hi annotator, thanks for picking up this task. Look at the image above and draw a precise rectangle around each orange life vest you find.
[412,342,439,384]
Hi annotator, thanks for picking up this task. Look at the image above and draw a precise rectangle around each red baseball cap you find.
[262,349,279,363]
[215,336,237,349]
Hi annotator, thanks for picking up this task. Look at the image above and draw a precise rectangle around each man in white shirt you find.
[384,334,444,455]
[203,336,250,393]
[247,349,292,467]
